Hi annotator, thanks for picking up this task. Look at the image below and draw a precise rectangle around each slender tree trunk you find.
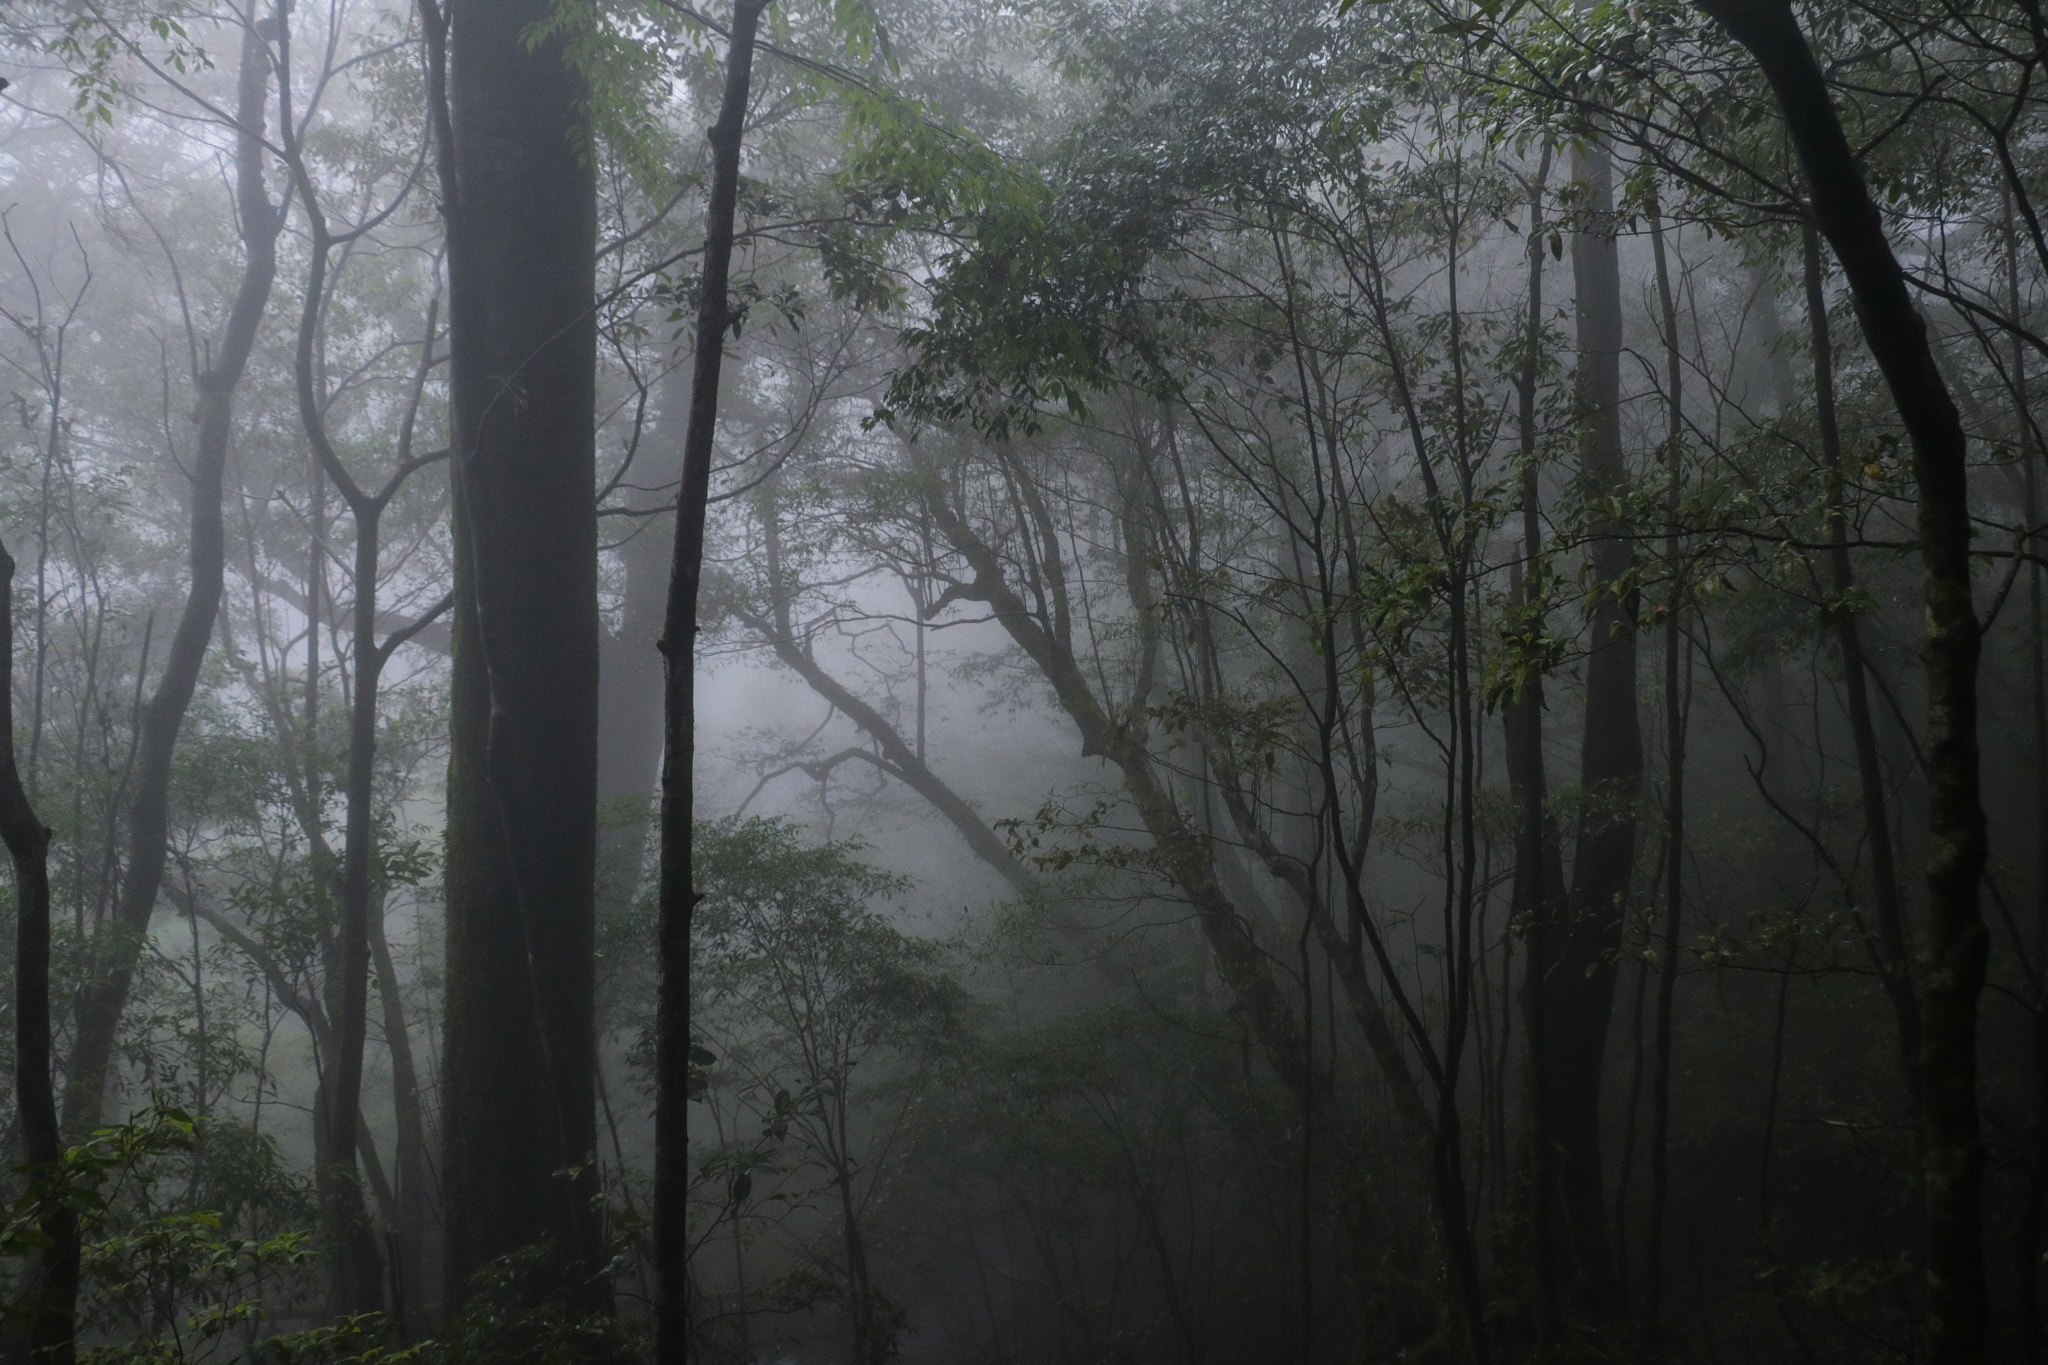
[1505,146,1565,1349]
[370,893,434,1333]
[431,0,604,1314]
[598,358,686,887]
[657,5,770,1359]
[1802,227,1922,1093]
[368,892,432,1326]
[741,487,1127,972]
[4,533,76,1365]
[322,505,387,1316]
[1643,193,1688,1353]
[1698,6,1991,1360]
[1551,125,1640,1318]
[288,170,408,1330]
[65,22,282,1131]
[834,1132,876,1365]
[924,486,1311,1094]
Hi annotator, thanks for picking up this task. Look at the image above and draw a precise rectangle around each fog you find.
[0,0,2040,1362]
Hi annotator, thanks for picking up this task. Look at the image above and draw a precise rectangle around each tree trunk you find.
[924,483,1311,1094]
[370,891,435,1333]
[286,157,432,1332]
[1643,192,1688,1352]
[657,4,770,1359]
[598,360,685,881]
[432,0,604,1314]
[3,532,76,1365]
[1550,126,1640,1318]
[64,21,282,1132]
[1802,226,1922,1098]
[1505,146,1567,1349]
[740,484,1127,978]
[1697,4,1991,1360]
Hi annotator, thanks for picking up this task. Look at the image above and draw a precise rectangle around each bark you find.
[285,162,444,1330]
[657,4,770,1358]
[65,22,283,1132]
[1505,147,1568,1348]
[370,898,435,1333]
[1696,4,1991,1360]
[1549,127,1640,1317]
[1803,227,1921,1092]
[432,0,605,1313]
[597,360,686,886]
[1643,194,1687,1352]
[3,533,76,1364]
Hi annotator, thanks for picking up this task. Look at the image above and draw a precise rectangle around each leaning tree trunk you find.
[657,2,770,1359]
[65,21,282,1132]
[1802,226,1922,1104]
[4,532,76,1365]
[430,0,605,1314]
[1697,4,1991,1362]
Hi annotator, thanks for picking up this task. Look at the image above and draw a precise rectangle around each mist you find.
[0,0,2038,1362]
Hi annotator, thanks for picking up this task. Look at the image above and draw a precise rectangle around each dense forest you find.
[0,0,2040,1361]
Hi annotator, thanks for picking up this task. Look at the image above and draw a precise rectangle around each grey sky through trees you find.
[0,1,2043,1361]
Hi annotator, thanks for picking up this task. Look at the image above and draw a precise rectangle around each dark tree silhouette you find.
[427,0,605,1315]
[1696,3,1992,1361]
[657,1,771,1357]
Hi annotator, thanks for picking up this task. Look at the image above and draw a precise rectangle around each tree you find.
[657,0,771,1356]
[426,0,605,1314]
[65,11,286,1137]
[693,817,961,1364]
[3,526,76,1363]
[1693,4,1992,1360]
[270,7,446,1314]
[1538,112,1642,1321]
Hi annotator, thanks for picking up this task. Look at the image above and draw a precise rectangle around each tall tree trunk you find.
[1698,5,1991,1360]
[1551,124,1640,1318]
[1643,191,1688,1352]
[431,0,604,1314]
[288,249,445,1323]
[1505,146,1567,1348]
[64,21,282,1131]
[4,533,76,1365]
[657,4,770,1359]
[284,160,443,1334]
